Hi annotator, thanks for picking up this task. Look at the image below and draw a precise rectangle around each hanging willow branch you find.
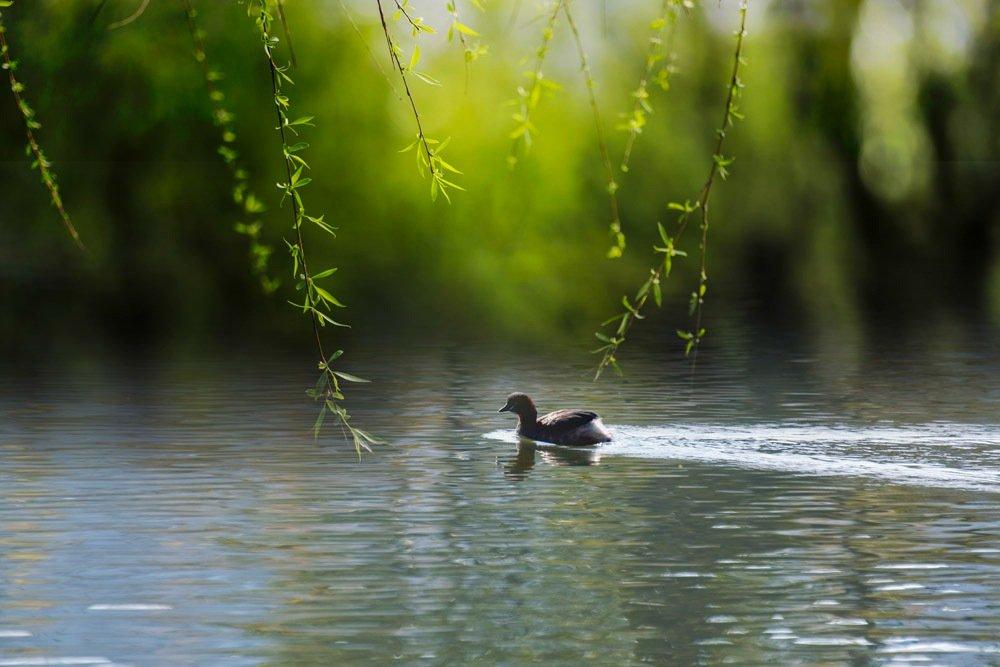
[594,0,749,378]
[181,0,278,293]
[507,0,564,167]
[376,0,463,202]
[337,0,399,97]
[619,0,681,176]
[250,1,377,456]
[684,1,748,361]
[605,0,682,261]
[0,1,84,250]
[446,0,487,90]
[562,3,623,259]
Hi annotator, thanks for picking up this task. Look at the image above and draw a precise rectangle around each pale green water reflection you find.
[1,334,998,665]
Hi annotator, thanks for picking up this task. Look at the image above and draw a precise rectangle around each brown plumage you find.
[497,392,612,446]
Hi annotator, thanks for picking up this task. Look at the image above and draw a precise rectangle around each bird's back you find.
[523,409,610,446]
[538,409,599,429]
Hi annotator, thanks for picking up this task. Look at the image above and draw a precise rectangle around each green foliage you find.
[684,2,750,361]
[618,0,684,175]
[594,0,750,378]
[182,0,279,294]
[446,0,488,87]
[0,0,84,250]
[4,0,992,383]
[507,0,564,168]
[250,0,375,456]
[375,0,463,202]
[519,0,686,261]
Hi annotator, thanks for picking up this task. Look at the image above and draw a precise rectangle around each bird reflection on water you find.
[500,439,603,479]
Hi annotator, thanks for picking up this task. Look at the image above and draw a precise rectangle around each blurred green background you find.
[1,0,998,358]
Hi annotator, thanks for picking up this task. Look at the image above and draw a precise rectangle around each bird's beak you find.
[498,405,510,413]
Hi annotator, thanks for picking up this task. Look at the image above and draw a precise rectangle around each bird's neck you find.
[516,410,538,431]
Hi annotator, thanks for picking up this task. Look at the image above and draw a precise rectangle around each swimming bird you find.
[497,392,612,446]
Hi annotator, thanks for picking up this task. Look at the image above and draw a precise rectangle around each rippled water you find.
[1,334,998,665]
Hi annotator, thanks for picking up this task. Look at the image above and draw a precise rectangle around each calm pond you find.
[1,332,998,665]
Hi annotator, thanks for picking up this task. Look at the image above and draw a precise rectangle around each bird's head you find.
[498,392,537,420]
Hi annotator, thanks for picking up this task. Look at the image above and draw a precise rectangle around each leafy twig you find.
[0,1,84,250]
[594,0,749,378]
[376,0,463,202]
[507,0,564,168]
[607,0,682,260]
[686,1,748,361]
[391,0,424,32]
[619,0,681,176]
[446,0,487,91]
[251,2,376,456]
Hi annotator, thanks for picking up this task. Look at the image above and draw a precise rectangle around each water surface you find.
[1,335,998,665]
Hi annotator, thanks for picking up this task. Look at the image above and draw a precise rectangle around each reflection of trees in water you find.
[597,463,896,663]
[244,416,641,663]
[601,464,799,663]
[603,461,1000,664]
[837,485,1000,651]
[481,364,999,663]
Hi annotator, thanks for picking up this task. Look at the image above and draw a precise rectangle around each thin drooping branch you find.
[337,0,400,98]
[0,4,84,250]
[594,0,749,378]
[562,3,623,259]
[620,0,680,175]
[446,0,486,91]
[508,0,564,167]
[687,2,749,361]
[253,3,376,455]
[181,0,277,293]
[375,0,433,171]
[262,18,328,367]
[447,0,472,61]
[376,0,462,201]
[391,0,422,32]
